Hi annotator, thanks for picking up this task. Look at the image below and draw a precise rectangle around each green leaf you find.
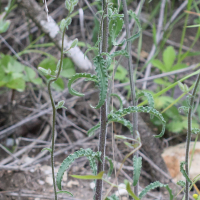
[24,67,36,81]
[105,194,119,200]
[93,55,108,109]
[52,78,65,91]
[0,19,10,33]
[151,59,166,72]
[172,63,188,71]
[105,156,114,177]
[191,128,200,134]
[55,100,67,109]
[56,148,101,190]
[110,93,123,110]
[154,78,171,87]
[127,11,142,42]
[6,78,25,92]
[136,91,154,108]
[180,161,192,184]
[61,58,76,78]
[110,50,129,58]
[70,171,104,180]
[38,57,57,77]
[177,180,185,187]
[57,190,73,196]
[109,16,124,45]
[38,67,51,76]
[139,181,173,200]
[166,121,184,133]
[124,180,140,200]
[87,123,100,136]
[133,156,142,186]
[163,46,176,71]
[60,17,72,31]
[111,106,166,138]
[41,148,52,153]
[70,38,78,49]
[68,73,98,96]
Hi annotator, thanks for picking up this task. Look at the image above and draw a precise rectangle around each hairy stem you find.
[185,73,200,200]
[121,0,138,195]
[95,1,108,199]
[47,28,66,200]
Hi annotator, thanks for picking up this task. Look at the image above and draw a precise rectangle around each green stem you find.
[185,73,200,200]
[47,28,66,200]
[95,1,108,200]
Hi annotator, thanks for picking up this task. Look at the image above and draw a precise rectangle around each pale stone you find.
[162,142,200,182]
[66,180,79,188]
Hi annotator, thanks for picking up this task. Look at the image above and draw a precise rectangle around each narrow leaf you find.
[124,180,140,200]
[70,171,104,180]
[133,156,142,186]
[57,190,73,196]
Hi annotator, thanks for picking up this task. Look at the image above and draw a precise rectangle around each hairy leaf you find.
[180,161,192,184]
[93,55,108,109]
[56,148,101,190]
[178,106,189,114]
[105,194,119,200]
[136,91,154,108]
[133,156,142,186]
[57,190,73,196]
[177,180,185,187]
[111,106,166,138]
[127,11,142,42]
[110,93,123,110]
[110,50,129,58]
[139,181,173,200]
[68,73,98,96]
[87,123,100,136]
[191,128,200,134]
[105,156,114,177]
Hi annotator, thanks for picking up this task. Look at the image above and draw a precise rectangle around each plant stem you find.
[95,1,108,199]
[47,28,66,200]
[121,0,138,195]
[185,73,200,200]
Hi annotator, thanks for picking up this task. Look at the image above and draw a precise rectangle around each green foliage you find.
[92,55,108,109]
[112,106,166,138]
[180,161,192,184]
[56,190,73,196]
[177,180,185,187]
[0,54,42,92]
[70,171,104,180]
[124,180,140,200]
[87,123,100,136]
[55,100,67,110]
[105,156,114,177]
[60,17,72,31]
[0,17,10,33]
[136,91,154,108]
[133,156,142,186]
[65,0,78,13]
[139,181,173,200]
[191,128,200,134]
[110,93,123,110]
[68,73,98,96]
[151,46,188,73]
[56,148,101,190]
[105,194,119,200]
[38,57,76,91]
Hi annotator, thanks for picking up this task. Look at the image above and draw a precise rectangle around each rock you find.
[162,142,200,182]
[115,183,128,196]
[66,180,79,188]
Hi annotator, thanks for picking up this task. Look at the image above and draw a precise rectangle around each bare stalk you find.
[185,73,200,200]
[47,28,66,200]
[95,0,108,199]
[121,0,138,195]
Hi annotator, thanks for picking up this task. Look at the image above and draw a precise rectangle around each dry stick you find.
[143,0,166,90]
[185,73,200,200]
[121,0,139,196]
[142,0,188,89]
